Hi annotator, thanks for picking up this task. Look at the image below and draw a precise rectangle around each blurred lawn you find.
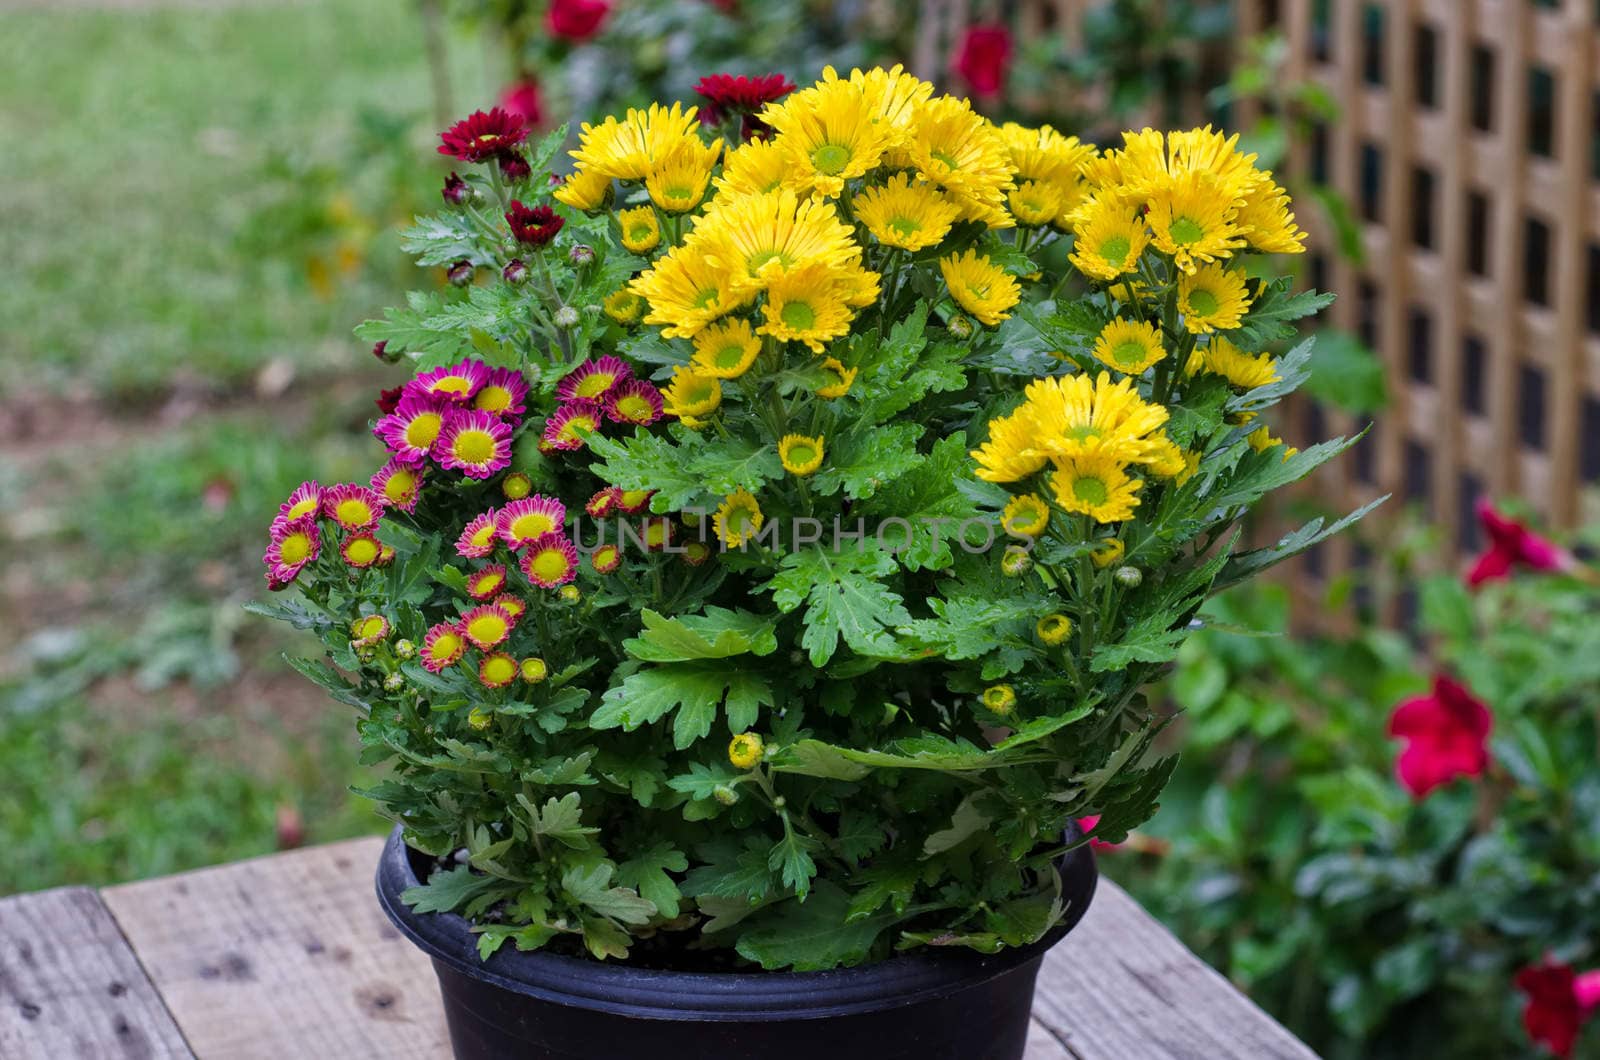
[0,0,479,893]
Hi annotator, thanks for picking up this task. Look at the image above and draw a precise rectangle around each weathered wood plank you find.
[102,837,449,1060]
[1025,1014,1077,1059]
[1032,879,1318,1059]
[0,886,193,1059]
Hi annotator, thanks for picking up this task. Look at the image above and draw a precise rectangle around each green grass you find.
[0,0,466,398]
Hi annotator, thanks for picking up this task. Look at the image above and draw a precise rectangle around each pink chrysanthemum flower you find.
[263,516,320,585]
[542,400,604,451]
[479,652,518,689]
[643,518,672,552]
[604,379,664,425]
[466,563,509,601]
[617,488,655,515]
[350,614,389,649]
[376,394,451,465]
[495,596,527,622]
[414,360,490,404]
[460,603,515,650]
[422,622,468,672]
[456,510,500,558]
[438,108,528,164]
[519,532,579,588]
[277,481,323,524]
[590,542,622,574]
[340,533,383,568]
[586,487,623,517]
[321,483,386,531]
[472,367,530,420]
[371,460,424,513]
[555,356,632,402]
[497,495,567,549]
[435,410,513,478]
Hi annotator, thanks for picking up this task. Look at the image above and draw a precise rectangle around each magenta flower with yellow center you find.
[376,394,451,465]
[350,614,389,649]
[542,400,604,451]
[519,532,580,588]
[467,563,509,601]
[617,488,655,515]
[590,543,622,574]
[586,487,623,517]
[556,356,633,402]
[263,516,320,585]
[277,481,323,524]
[340,533,383,569]
[421,622,467,673]
[496,496,567,549]
[496,596,526,622]
[434,410,513,478]
[371,460,424,513]
[479,652,518,689]
[320,483,386,531]
[472,367,529,420]
[460,603,514,650]
[456,510,500,559]
[414,360,489,403]
[604,379,664,426]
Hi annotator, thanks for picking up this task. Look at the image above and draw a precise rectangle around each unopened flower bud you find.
[382,672,405,692]
[1115,565,1143,587]
[447,260,474,287]
[499,153,531,182]
[559,584,581,604]
[568,244,595,267]
[519,657,548,683]
[394,639,416,659]
[467,706,492,730]
[773,795,786,809]
[502,471,533,499]
[1000,545,1032,577]
[712,785,739,806]
[370,340,392,362]
[554,305,580,328]
[502,258,529,285]
[947,314,974,340]
[441,172,471,205]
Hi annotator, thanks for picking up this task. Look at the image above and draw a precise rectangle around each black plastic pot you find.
[376,824,1096,1060]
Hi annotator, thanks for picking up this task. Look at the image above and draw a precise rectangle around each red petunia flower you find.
[1517,960,1589,1058]
[954,25,1013,98]
[1387,674,1492,799]
[694,73,797,125]
[499,79,543,125]
[1468,498,1575,587]
[1578,971,1600,1013]
[547,0,610,41]
[437,108,528,164]
[506,200,564,246]
[1075,815,1122,853]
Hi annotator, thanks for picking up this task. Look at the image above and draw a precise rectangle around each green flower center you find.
[628,224,654,244]
[1097,235,1131,265]
[1168,216,1205,245]
[1112,341,1150,367]
[1072,476,1109,505]
[616,395,652,420]
[1065,425,1101,443]
[1187,288,1220,316]
[811,143,852,175]
[930,149,961,170]
[781,300,816,330]
[692,286,721,309]
[574,374,614,398]
[747,248,792,274]
[786,444,816,466]
[888,216,921,238]
[714,343,747,369]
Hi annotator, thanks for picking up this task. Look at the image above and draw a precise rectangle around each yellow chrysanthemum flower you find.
[815,356,858,398]
[1002,494,1050,537]
[939,249,1020,327]
[818,64,934,151]
[1144,435,1188,478]
[1036,613,1073,645]
[691,188,861,297]
[1007,180,1070,228]
[1248,426,1299,459]
[759,264,868,352]
[972,372,1171,482]
[1091,126,1265,207]
[1052,453,1143,523]
[553,166,613,212]
[728,731,765,769]
[903,96,1015,227]
[764,76,891,198]
[1090,538,1126,568]
[1091,318,1166,375]
[715,138,789,197]
[617,205,661,254]
[629,245,745,339]
[602,288,645,324]
[690,318,762,378]
[1235,176,1306,254]
[571,102,702,181]
[998,123,1095,188]
[1178,263,1252,333]
[662,366,723,418]
[1192,337,1279,389]
[1070,197,1151,281]
[713,487,764,547]
[1146,170,1248,273]
[854,173,961,251]
[981,684,1017,715]
[646,140,721,214]
[778,433,825,476]
[1176,450,1202,486]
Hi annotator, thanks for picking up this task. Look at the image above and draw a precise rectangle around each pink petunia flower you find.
[1517,960,1594,1058]
[1387,674,1492,798]
[499,79,543,126]
[954,25,1013,98]
[546,0,610,40]
[1468,499,1575,586]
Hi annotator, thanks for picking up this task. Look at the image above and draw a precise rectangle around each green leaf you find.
[401,864,511,916]
[525,792,599,850]
[400,212,487,267]
[283,656,367,709]
[1225,280,1335,348]
[593,664,775,748]
[769,829,820,897]
[586,428,711,510]
[1206,431,1366,511]
[561,863,656,925]
[734,881,896,970]
[811,423,924,500]
[689,434,785,496]
[862,433,982,571]
[681,836,776,901]
[1090,611,1189,672]
[763,545,912,665]
[616,842,688,919]
[623,607,778,662]
[924,795,992,855]
[1215,495,1387,590]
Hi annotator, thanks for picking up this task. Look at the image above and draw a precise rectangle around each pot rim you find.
[375,823,1097,1021]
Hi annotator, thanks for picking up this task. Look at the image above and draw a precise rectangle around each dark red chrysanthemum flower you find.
[442,172,470,205]
[376,386,405,416]
[499,154,531,181]
[694,73,797,125]
[547,0,610,40]
[954,25,1013,98]
[437,108,528,164]
[505,200,564,246]
[1517,961,1587,1058]
[499,79,543,125]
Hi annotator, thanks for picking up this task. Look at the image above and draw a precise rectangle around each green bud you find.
[394,639,416,659]
[554,305,580,328]
[382,672,404,692]
[712,785,739,806]
[1114,565,1143,587]
[947,314,974,340]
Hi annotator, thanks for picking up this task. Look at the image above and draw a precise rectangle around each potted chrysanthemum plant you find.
[254,66,1373,1060]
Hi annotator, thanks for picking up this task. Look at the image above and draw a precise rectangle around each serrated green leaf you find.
[593,664,774,748]
[623,607,778,662]
[617,842,688,919]
[734,881,894,970]
[763,545,911,665]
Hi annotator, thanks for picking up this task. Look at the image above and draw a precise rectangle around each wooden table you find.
[0,837,1317,1059]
